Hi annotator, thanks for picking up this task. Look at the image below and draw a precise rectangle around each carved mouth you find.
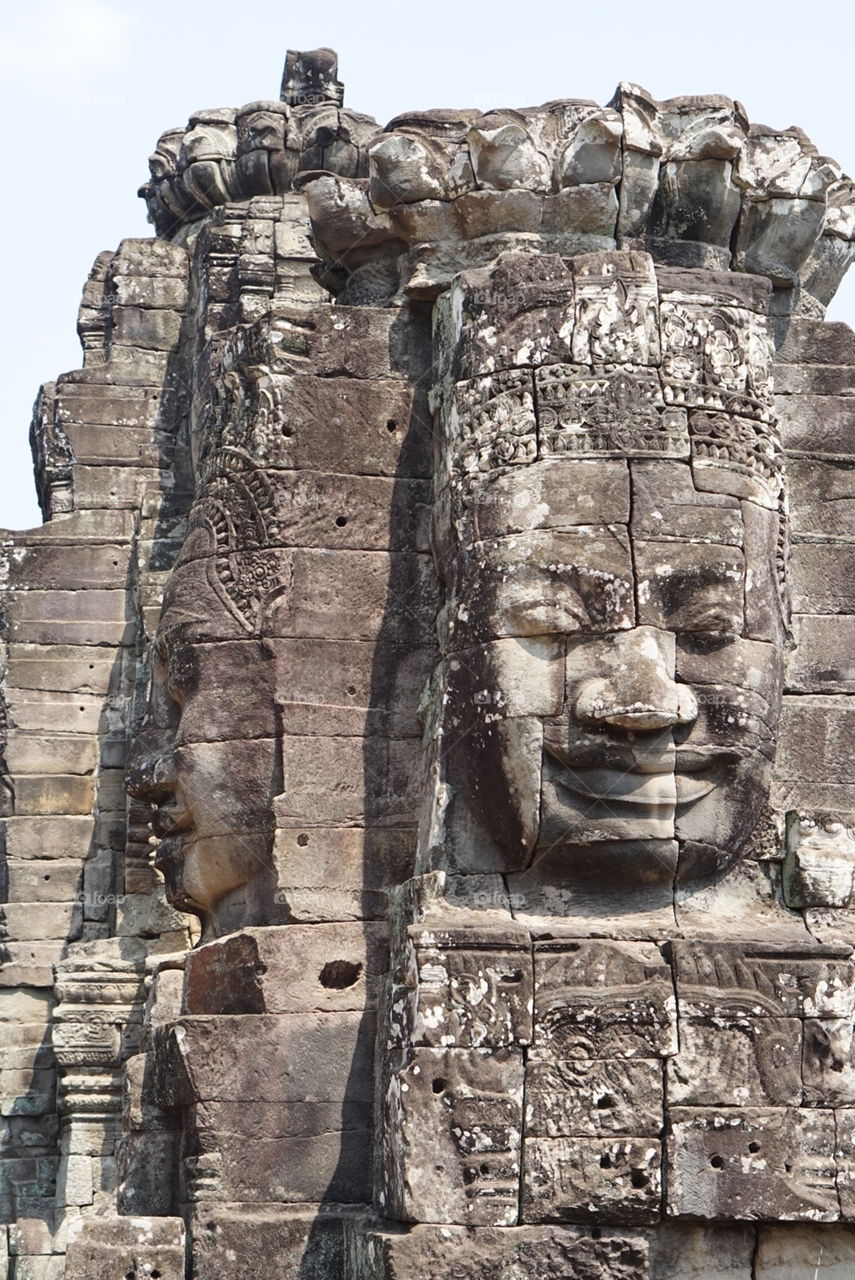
[152,830,187,876]
[150,804,192,838]
[555,767,677,806]
[149,802,194,878]
[549,749,736,809]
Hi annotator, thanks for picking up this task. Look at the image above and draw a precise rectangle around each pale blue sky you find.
[1,0,853,528]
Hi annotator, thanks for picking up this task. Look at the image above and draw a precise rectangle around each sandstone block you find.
[0,942,67,988]
[775,394,855,454]
[4,815,96,860]
[279,548,438,643]
[186,1103,372,1203]
[184,923,388,1015]
[11,776,96,817]
[0,902,83,942]
[777,697,855,801]
[789,459,855,539]
[56,1153,94,1206]
[113,237,188,277]
[55,386,164,429]
[649,1223,756,1279]
[791,542,855,613]
[0,1067,56,1118]
[5,734,99,776]
[384,1046,524,1226]
[113,275,188,309]
[0,989,52,1023]
[64,1214,185,1280]
[271,303,427,381]
[665,1107,838,1221]
[117,1127,180,1217]
[72,463,161,509]
[533,940,678,1059]
[355,1223,650,1279]
[272,375,428,477]
[775,319,855,366]
[672,942,855,1020]
[154,1012,376,1106]
[189,1205,355,1280]
[7,544,129,591]
[788,616,855,693]
[6,861,83,903]
[260,470,430,551]
[64,423,164,466]
[754,1224,855,1277]
[523,1134,661,1224]
[271,638,432,738]
[271,824,415,921]
[400,937,533,1049]
[525,1058,663,1138]
[667,1018,802,1107]
[277,735,423,826]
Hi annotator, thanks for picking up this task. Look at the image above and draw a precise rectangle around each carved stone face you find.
[125,521,279,934]
[441,454,785,898]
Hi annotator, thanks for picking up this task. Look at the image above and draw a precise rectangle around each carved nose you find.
[573,628,698,732]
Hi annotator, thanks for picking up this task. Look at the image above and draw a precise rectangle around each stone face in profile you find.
[427,251,785,906]
[124,522,280,930]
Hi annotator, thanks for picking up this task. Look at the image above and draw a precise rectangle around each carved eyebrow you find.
[154,613,214,653]
[647,565,739,601]
[644,565,743,631]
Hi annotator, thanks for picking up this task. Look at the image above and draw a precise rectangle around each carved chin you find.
[156,831,271,916]
[154,832,204,915]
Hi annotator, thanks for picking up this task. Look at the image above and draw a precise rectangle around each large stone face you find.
[2,45,855,1280]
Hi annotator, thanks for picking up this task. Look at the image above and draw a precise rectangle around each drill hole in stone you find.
[596,1093,616,1110]
[599,1153,612,1169]
[710,1155,724,1169]
[630,1169,649,1189]
[296,833,309,847]
[432,1078,446,1094]
[335,515,348,527]
[346,685,357,696]
[319,960,362,989]
[386,419,398,432]
[748,1141,761,1153]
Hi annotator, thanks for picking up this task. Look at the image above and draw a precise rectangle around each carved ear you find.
[258,582,292,639]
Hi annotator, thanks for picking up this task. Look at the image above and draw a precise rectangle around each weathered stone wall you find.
[1,48,854,1280]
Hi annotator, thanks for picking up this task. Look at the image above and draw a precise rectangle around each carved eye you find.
[678,627,736,652]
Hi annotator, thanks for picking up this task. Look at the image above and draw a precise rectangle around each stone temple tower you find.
[2,47,855,1279]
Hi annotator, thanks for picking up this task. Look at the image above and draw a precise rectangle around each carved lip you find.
[150,803,193,840]
[555,766,677,807]
[152,830,186,874]
[549,749,736,808]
